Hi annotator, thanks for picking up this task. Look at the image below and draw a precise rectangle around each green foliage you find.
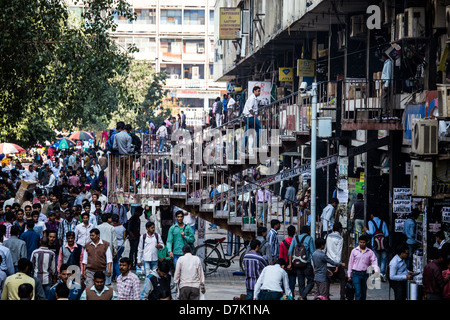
[0,0,155,147]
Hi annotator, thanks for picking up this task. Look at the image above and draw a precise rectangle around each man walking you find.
[242,86,262,150]
[364,212,389,281]
[167,210,195,271]
[254,258,292,300]
[243,239,268,300]
[350,193,365,239]
[287,225,315,300]
[127,206,143,269]
[1,258,35,300]
[174,245,205,300]
[82,228,113,289]
[321,198,339,238]
[57,231,84,273]
[312,237,345,299]
[47,263,83,300]
[324,222,347,300]
[116,257,140,300]
[422,249,449,300]
[3,226,27,273]
[267,219,281,265]
[280,225,296,298]
[403,209,419,271]
[137,221,165,277]
[347,234,379,300]
[389,244,415,300]
[30,236,57,297]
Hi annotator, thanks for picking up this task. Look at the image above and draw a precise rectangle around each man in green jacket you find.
[166,211,195,271]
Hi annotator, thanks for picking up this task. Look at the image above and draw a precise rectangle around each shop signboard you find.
[297,59,315,77]
[402,104,426,145]
[248,81,273,106]
[279,68,294,82]
[219,8,241,40]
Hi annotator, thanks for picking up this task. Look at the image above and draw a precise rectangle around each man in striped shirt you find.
[243,239,268,300]
[116,257,140,300]
[31,236,57,298]
[267,219,281,265]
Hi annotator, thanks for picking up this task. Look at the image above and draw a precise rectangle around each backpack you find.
[370,219,388,251]
[215,101,223,115]
[142,232,162,252]
[292,234,308,269]
[131,133,142,155]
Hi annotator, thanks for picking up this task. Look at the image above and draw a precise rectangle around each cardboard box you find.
[348,85,366,99]
[15,180,37,205]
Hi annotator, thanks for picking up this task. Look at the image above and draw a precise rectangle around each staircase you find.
[107,89,320,240]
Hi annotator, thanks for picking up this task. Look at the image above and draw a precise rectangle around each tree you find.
[0,0,137,147]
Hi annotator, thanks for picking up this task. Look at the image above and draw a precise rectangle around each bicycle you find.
[193,237,249,276]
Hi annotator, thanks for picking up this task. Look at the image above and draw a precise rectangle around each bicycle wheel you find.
[193,244,221,275]
[239,249,246,273]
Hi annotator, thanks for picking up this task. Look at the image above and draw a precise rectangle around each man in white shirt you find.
[45,168,56,190]
[253,258,292,300]
[321,198,339,238]
[21,165,38,182]
[242,86,262,150]
[173,244,205,300]
[75,213,94,247]
[227,93,236,114]
[137,221,164,277]
[324,221,346,300]
[380,52,393,117]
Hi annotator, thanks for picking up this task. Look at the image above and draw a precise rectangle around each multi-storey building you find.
[69,0,227,125]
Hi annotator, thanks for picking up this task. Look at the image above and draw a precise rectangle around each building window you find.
[161,9,182,25]
[134,9,156,24]
[160,39,182,60]
[184,10,205,25]
[161,64,182,79]
[180,98,204,108]
[210,10,214,26]
[112,37,134,50]
[184,40,205,54]
[134,37,156,57]
[113,12,132,24]
[184,64,204,80]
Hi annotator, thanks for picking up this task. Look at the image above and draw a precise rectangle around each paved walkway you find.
[114,214,391,300]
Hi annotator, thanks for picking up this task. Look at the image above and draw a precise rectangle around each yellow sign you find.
[279,68,294,82]
[297,59,315,77]
[219,8,241,40]
[360,172,365,182]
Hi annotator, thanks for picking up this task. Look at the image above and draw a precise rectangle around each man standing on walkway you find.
[82,228,113,289]
[243,239,268,300]
[256,186,271,227]
[321,198,339,238]
[113,121,133,191]
[254,258,291,300]
[403,209,419,271]
[267,219,280,265]
[287,225,315,300]
[96,213,117,286]
[116,257,140,300]
[350,193,365,239]
[167,211,195,271]
[312,237,345,299]
[137,221,165,277]
[347,234,379,300]
[242,86,262,150]
[365,212,389,281]
[30,236,57,297]
[324,222,346,300]
[3,226,27,273]
[127,206,143,269]
[389,244,415,300]
[174,245,205,300]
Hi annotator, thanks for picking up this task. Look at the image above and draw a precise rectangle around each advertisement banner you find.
[297,59,315,77]
[248,81,273,106]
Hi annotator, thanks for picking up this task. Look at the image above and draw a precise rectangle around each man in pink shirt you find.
[347,234,379,300]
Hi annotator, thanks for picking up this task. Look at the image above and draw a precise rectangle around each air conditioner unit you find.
[432,0,446,29]
[411,119,439,155]
[170,74,179,79]
[197,47,204,53]
[355,153,365,169]
[301,145,311,159]
[410,160,433,197]
[404,7,425,38]
[395,13,405,40]
[438,84,450,117]
[447,6,450,42]
[350,15,366,38]
[241,35,247,57]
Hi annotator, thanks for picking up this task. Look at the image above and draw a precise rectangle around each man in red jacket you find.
[280,225,296,298]
[422,250,449,300]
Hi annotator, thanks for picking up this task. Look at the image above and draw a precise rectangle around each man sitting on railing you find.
[242,86,262,151]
